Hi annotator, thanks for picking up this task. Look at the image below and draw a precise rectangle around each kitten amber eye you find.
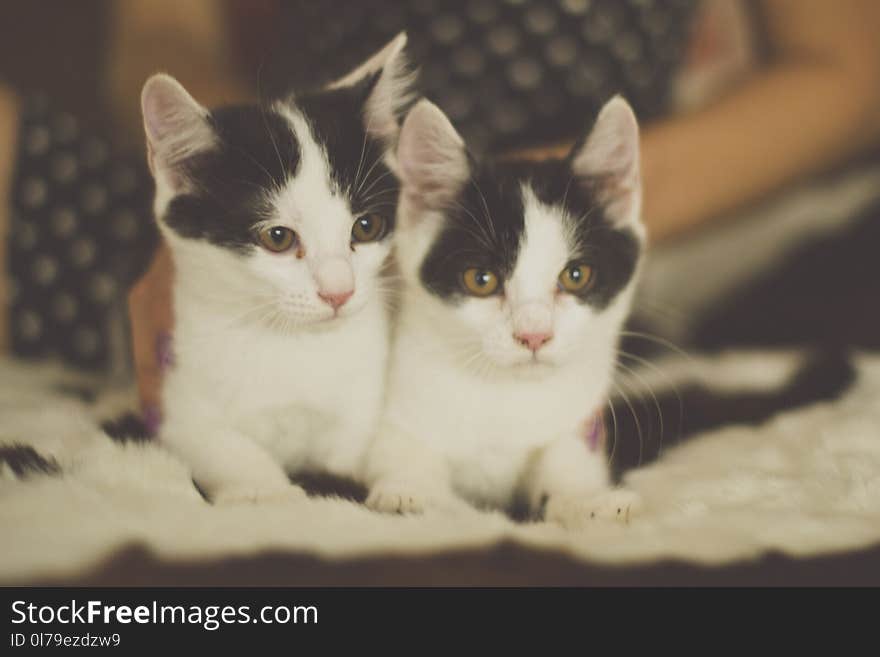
[351,214,386,243]
[258,226,298,253]
[558,264,594,293]
[461,268,500,297]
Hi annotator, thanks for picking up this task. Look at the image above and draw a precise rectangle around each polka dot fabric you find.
[6,2,696,371]
[8,94,157,370]
[274,0,698,153]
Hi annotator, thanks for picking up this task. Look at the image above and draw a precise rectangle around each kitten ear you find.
[570,96,641,228]
[141,74,215,185]
[327,32,417,144]
[397,99,469,210]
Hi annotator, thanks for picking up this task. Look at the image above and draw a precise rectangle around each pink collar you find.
[585,410,606,453]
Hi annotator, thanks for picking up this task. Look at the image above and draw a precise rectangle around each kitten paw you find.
[366,481,429,515]
[212,484,308,506]
[367,480,466,515]
[545,489,642,529]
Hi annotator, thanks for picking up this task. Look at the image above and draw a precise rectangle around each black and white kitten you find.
[141,35,414,504]
[365,97,646,525]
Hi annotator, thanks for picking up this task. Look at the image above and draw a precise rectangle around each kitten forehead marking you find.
[507,185,572,304]
[270,104,354,256]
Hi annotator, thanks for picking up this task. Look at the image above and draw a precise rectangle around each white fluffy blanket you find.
[3,350,879,585]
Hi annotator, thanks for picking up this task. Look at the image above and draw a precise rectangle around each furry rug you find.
[3,349,879,585]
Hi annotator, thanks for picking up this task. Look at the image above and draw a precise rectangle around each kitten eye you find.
[258,226,298,253]
[461,268,500,297]
[351,214,386,243]
[558,264,594,293]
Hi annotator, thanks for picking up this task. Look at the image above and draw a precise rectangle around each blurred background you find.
[1,0,879,381]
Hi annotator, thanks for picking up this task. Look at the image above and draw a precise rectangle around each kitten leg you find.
[526,433,641,528]
[162,425,306,505]
[363,421,462,515]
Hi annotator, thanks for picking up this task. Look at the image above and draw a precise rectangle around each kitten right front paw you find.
[212,484,308,506]
[366,480,463,515]
[366,481,428,515]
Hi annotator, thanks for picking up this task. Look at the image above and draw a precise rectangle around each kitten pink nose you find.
[515,332,553,352]
[319,290,354,310]
[313,256,354,310]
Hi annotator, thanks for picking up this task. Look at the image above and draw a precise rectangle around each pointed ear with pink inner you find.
[570,96,642,230]
[396,99,470,212]
[326,32,416,146]
[141,74,215,188]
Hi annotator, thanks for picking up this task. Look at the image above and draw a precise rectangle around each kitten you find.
[141,34,415,504]
[365,97,646,526]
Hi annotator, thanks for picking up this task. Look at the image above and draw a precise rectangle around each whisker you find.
[609,378,645,469]
[441,198,497,253]
[618,349,684,456]
[470,178,498,243]
[351,114,372,200]
[605,396,620,468]
[620,330,695,364]
[358,168,397,202]
[615,358,664,460]
[355,153,386,200]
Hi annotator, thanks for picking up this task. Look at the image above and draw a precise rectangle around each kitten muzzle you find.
[312,256,355,310]
[512,301,554,353]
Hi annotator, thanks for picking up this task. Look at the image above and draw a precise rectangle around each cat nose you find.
[515,332,553,352]
[313,256,354,310]
[318,290,354,309]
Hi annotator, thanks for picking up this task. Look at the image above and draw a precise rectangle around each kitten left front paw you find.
[366,480,463,515]
[366,481,429,515]
[545,489,642,529]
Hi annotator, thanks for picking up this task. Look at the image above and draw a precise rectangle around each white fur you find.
[141,76,399,504]
[366,98,645,523]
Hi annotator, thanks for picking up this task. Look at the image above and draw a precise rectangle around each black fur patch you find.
[101,413,153,445]
[0,444,61,478]
[420,162,526,299]
[298,79,403,224]
[162,84,399,252]
[608,350,856,481]
[419,158,640,308]
[163,106,299,252]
